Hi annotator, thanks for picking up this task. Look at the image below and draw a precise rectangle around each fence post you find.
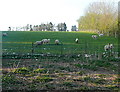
[31,42,34,55]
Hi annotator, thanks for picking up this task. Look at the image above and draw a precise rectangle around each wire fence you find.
[2,42,119,60]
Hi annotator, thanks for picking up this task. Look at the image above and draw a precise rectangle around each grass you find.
[33,68,47,73]
[2,31,119,90]
[12,67,30,74]
[2,31,118,55]
[32,76,53,83]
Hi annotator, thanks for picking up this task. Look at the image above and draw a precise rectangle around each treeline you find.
[8,22,68,31]
[32,22,67,31]
[78,2,118,37]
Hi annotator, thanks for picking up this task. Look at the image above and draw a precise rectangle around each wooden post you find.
[31,42,34,55]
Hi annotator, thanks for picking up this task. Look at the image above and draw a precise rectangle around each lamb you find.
[55,39,59,45]
[75,38,79,43]
[2,33,8,36]
[92,35,97,39]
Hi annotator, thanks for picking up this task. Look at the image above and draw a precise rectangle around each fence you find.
[2,42,119,59]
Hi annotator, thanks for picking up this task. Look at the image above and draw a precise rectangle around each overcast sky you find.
[0,0,119,31]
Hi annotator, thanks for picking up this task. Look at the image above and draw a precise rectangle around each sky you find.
[0,0,119,31]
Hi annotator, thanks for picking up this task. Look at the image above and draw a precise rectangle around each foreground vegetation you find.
[2,31,119,91]
[2,57,119,91]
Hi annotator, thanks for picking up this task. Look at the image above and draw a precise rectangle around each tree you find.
[78,1,118,37]
[57,23,62,31]
[46,22,53,31]
[63,22,67,31]
[30,25,33,31]
[57,23,67,31]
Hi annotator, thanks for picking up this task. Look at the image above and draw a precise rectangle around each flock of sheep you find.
[34,39,60,46]
[75,33,114,52]
[3,32,114,52]
[91,33,114,51]
[91,33,104,39]
[92,33,114,52]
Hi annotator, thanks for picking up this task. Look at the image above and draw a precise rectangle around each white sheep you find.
[42,39,48,44]
[109,44,114,49]
[2,33,8,36]
[92,35,97,39]
[42,39,50,44]
[55,39,59,45]
[75,38,79,43]
[99,34,104,37]
[104,44,110,51]
[34,41,43,46]
[104,43,114,51]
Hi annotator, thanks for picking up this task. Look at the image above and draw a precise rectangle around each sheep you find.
[75,38,79,43]
[109,44,114,49]
[42,39,48,44]
[34,41,43,46]
[104,43,114,51]
[46,39,50,44]
[92,35,97,39]
[2,33,8,36]
[55,39,59,45]
[42,39,50,44]
[104,44,110,51]
[100,34,103,36]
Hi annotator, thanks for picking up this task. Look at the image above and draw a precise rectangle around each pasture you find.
[2,31,119,91]
[2,31,118,55]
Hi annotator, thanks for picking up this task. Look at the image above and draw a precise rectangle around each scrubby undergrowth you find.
[2,57,119,91]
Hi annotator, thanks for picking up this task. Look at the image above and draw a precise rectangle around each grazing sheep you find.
[55,39,59,45]
[42,39,50,44]
[104,43,114,51]
[104,44,110,51]
[75,38,79,43]
[42,39,48,44]
[100,34,103,36]
[2,33,8,36]
[92,35,97,39]
[109,44,114,49]
[34,41,43,46]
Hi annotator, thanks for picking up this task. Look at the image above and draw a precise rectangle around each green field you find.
[2,31,118,55]
[2,31,119,90]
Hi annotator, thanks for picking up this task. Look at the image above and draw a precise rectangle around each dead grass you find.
[2,58,119,91]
